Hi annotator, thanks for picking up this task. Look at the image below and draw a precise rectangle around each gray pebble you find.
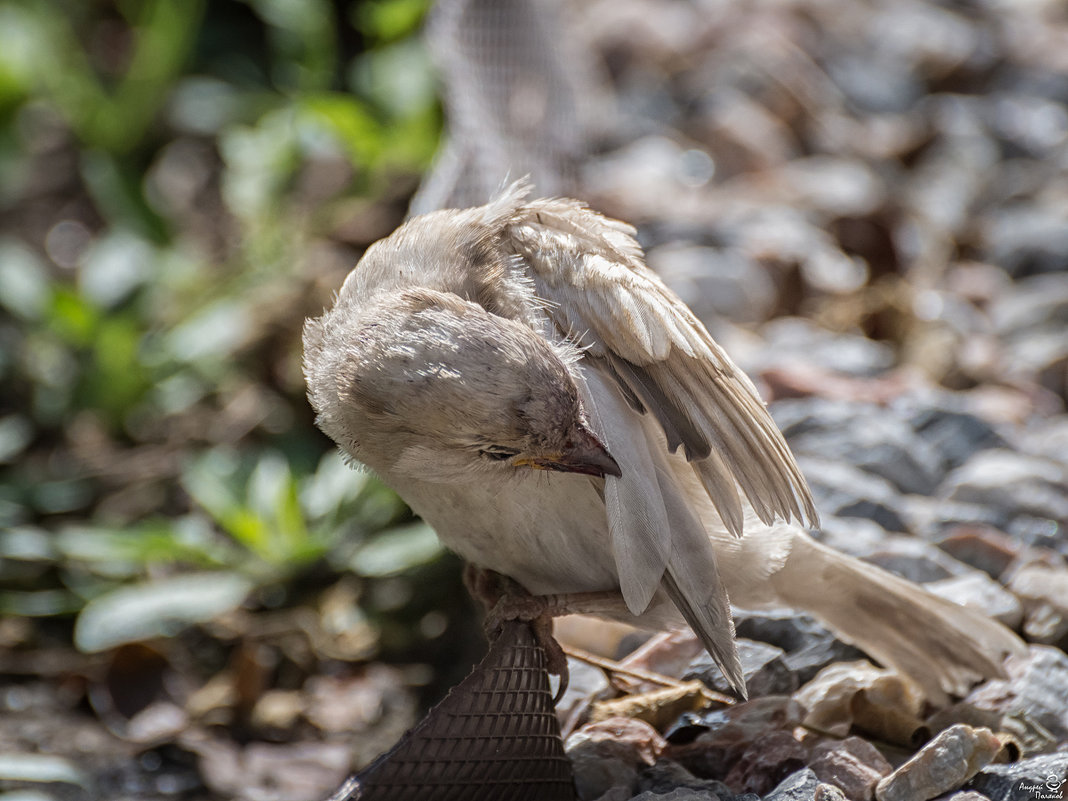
[966,752,1068,801]
[924,571,1024,627]
[796,456,907,532]
[733,609,866,685]
[685,638,799,698]
[966,645,1068,752]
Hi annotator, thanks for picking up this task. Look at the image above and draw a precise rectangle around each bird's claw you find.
[485,595,570,705]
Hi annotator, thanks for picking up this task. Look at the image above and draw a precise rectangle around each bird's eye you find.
[479,446,520,461]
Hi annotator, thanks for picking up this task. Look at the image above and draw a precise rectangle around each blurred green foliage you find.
[0,0,445,653]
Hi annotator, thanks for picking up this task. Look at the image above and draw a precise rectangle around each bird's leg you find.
[464,565,569,697]
[462,562,511,610]
[465,566,565,674]
[463,565,622,704]
[463,565,625,618]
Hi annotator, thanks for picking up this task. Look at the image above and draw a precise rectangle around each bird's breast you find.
[385,470,619,595]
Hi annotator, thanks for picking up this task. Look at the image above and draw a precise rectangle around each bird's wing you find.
[485,183,815,697]
[493,185,819,540]
[580,367,746,695]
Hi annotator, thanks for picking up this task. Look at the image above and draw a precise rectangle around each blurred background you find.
[0,0,1066,799]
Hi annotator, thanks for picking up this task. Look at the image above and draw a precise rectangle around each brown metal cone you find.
[327,620,577,801]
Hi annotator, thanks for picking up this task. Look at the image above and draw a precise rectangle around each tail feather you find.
[770,534,1026,704]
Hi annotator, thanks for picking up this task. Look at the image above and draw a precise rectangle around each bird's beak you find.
[515,426,622,479]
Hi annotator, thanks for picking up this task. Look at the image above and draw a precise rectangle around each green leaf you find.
[47,286,98,347]
[352,0,430,43]
[273,466,312,556]
[300,450,372,520]
[78,230,153,308]
[81,150,169,242]
[55,519,231,574]
[74,571,254,652]
[349,38,436,119]
[0,753,87,786]
[246,455,318,563]
[184,449,324,565]
[219,108,302,224]
[242,0,338,91]
[30,479,94,515]
[217,506,273,557]
[0,526,54,562]
[17,0,203,154]
[166,300,252,364]
[0,239,50,321]
[87,314,150,421]
[107,0,206,150]
[382,102,441,170]
[350,521,443,577]
[0,415,33,464]
[0,589,81,617]
[301,93,384,168]
[0,6,39,107]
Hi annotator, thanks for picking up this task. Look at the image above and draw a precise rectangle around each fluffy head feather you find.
[304,286,610,483]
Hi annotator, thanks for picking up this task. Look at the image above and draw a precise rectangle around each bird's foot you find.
[464,565,626,704]
[484,591,570,703]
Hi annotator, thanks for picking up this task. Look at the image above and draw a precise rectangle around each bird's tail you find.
[767,533,1026,705]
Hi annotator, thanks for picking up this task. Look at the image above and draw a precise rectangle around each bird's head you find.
[303,288,620,483]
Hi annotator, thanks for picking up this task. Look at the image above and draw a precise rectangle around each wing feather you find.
[581,369,745,696]
[578,370,672,615]
[495,184,818,538]
[655,462,746,697]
